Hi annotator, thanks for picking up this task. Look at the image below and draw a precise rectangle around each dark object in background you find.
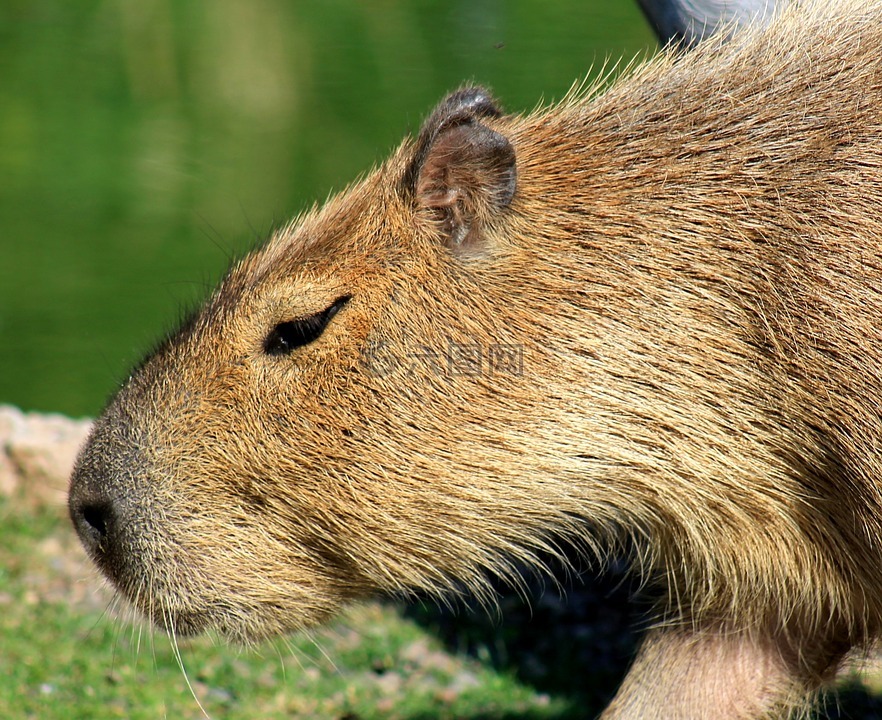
[638,0,786,45]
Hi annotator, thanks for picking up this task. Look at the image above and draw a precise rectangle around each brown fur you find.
[70,2,882,717]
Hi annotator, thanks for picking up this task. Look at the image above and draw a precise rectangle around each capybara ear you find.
[403,87,517,253]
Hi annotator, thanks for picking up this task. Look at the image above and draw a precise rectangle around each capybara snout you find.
[70,1,882,717]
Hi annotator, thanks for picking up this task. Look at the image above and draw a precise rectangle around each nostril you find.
[82,503,109,538]
[73,500,114,553]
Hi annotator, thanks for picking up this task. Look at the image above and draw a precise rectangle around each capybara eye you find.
[263,295,351,356]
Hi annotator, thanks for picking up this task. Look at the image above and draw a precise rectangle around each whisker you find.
[164,607,211,719]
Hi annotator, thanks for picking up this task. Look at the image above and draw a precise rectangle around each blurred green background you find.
[0,0,654,418]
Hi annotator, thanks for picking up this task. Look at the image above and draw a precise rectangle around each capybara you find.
[69,1,882,717]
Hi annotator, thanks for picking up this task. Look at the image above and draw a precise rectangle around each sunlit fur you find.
[71,1,882,717]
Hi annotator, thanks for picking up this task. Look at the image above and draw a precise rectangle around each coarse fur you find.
[70,1,882,717]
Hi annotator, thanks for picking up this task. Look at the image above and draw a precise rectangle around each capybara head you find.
[69,87,599,642]
[70,4,882,714]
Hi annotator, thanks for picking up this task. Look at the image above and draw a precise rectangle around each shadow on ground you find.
[402,559,641,718]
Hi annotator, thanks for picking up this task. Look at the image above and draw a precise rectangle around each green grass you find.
[0,497,574,720]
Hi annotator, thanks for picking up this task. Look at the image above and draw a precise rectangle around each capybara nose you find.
[68,430,131,566]
[69,492,115,557]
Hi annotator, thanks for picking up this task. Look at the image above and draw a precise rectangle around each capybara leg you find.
[601,627,802,720]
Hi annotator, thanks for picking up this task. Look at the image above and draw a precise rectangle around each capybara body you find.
[69,2,882,717]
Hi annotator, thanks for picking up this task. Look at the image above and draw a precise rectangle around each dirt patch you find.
[0,405,113,614]
[0,405,91,510]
